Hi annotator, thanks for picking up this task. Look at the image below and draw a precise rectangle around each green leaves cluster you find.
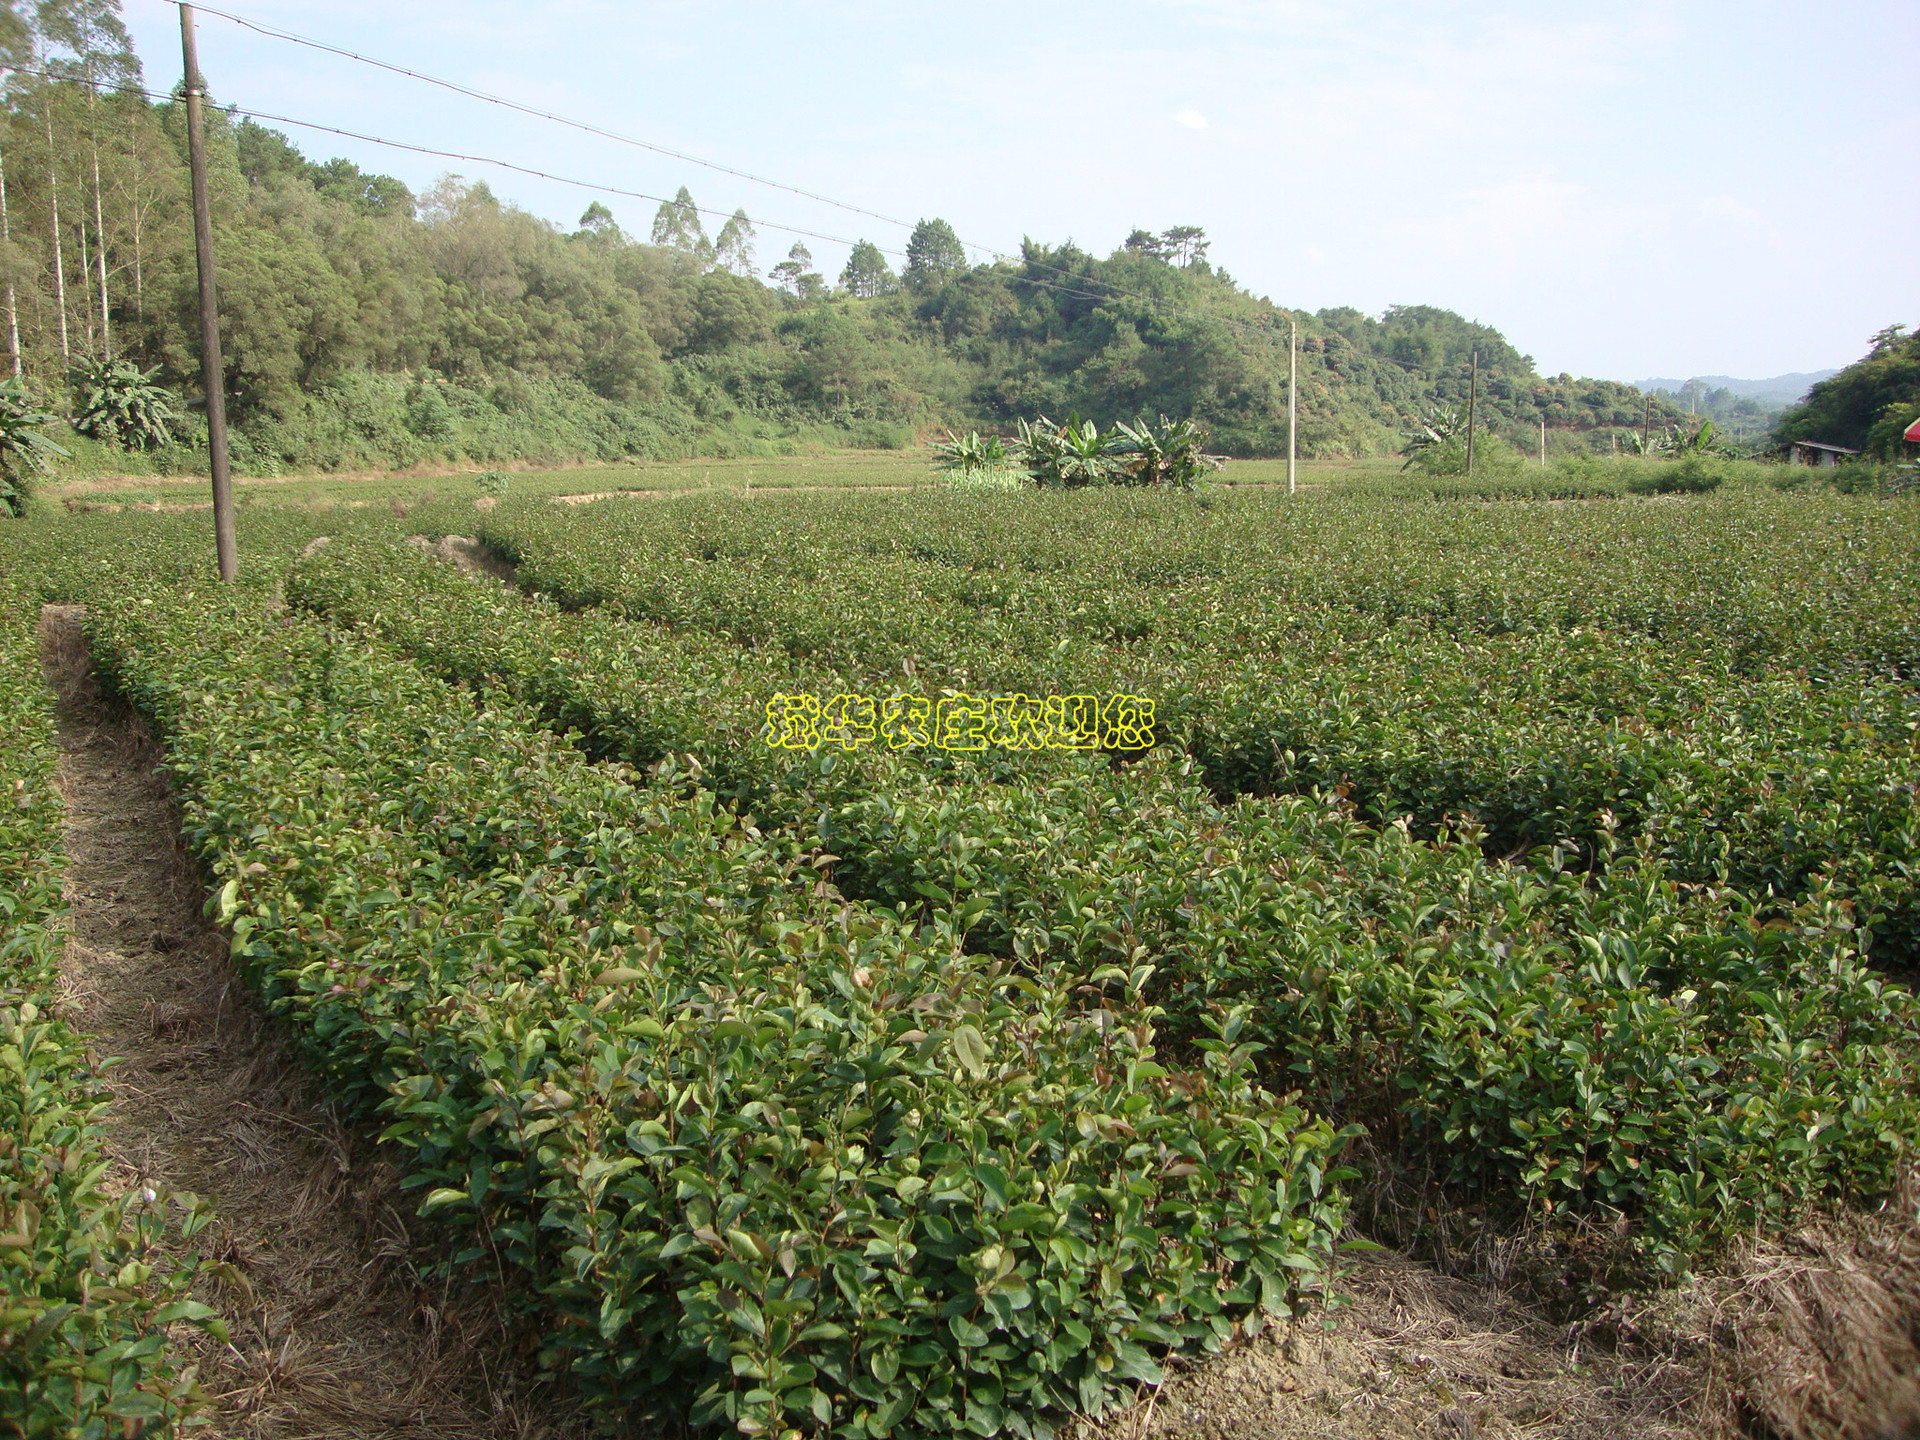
[287,504,1920,1273]
[0,382,68,518]
[0,575,217,1435]
[1000,415,1223,489]
[69,358,182,452]
[80,578,1348,1437]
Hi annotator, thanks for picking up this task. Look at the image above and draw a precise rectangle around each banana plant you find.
[928,429,1010,474]
[1625,421,1738,459]
[1400,404,1469,469]
[1010,413,1124,487]
[1110,413,1226,489]
[0,378,68,516]
[69,358,182,451]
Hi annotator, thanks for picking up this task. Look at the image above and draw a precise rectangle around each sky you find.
[121,0,1918,384]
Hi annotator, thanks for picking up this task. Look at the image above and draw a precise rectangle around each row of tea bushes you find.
[315,530,1920,967]
[817,762,1920,1275]
[84,584,1349,1439]
[0,577,216,1436]
[284,543,1920,1273]
[477,487,1920,679]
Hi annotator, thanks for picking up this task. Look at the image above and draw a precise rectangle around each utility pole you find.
[1286,318,1297,496]
[1465,346,1478,478]
[1538,414,1546,466]
[180,4,236,582]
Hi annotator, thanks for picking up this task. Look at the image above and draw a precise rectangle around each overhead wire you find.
[180,0,922,236]
[19,19,1482,397]
[176,0,1524,385]
[0,62,911,258]
[172,1,1340,339]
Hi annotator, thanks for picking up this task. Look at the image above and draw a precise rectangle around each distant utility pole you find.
[1538,414,1546,466]
[1287,318,1297,496]
[180,4,236,583]
[1465,347,1479,478]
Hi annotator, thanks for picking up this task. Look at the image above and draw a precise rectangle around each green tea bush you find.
[284,542,1920,1274]
[0,576,219,1435]
[1626,455,1727,494]
[84,586,1348,1437]
[462,498,1920,960]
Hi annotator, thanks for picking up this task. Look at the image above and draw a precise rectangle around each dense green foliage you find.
[280,486,1920,1278]
[68,357,180,450]
[463,486,1920,959]
[1774,324,1920,459]
[0,575,216,1437]
[5,514,1350,1437]
[0,4,1691,479]
[0,379,67,516]
[3,480,1918,1431]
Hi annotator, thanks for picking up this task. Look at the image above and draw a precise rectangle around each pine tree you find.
[839,238,895,298]
[903,217,966,292]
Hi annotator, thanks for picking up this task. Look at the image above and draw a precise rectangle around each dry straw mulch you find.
[40,605,601,1440]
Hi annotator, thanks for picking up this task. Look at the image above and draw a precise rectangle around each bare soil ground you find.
[38,605,597,1440]
[1076,1251,1692,1440]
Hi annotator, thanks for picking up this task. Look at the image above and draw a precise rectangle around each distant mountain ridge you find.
[1634,371,1840,406]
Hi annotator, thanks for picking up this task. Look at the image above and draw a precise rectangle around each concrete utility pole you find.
[1465,346,1478,478]
[1287,318,1297,495]
[180,4,236,582]
[1539,414,1546,466]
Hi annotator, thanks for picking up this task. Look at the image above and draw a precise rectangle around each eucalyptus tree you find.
[38,0,138,355]
[649,185,710,263]
[712,207,755,276]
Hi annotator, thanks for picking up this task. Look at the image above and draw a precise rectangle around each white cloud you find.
[1172,109,1208,129]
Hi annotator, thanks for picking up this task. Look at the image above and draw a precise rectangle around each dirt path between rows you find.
[38,606,596,1440]
[1075,1250,1697,1440]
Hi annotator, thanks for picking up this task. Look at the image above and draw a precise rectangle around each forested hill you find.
[0,3,1683,473]
[1773,326,1920,460]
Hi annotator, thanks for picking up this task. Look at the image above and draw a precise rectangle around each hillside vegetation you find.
[1774,325,1920,459]
[0,4,1694,481]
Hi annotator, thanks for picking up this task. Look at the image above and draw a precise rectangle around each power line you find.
[161,0,1613,403]
[165,1,1316,327]
[181,0,922,237]
[0,63,908,259]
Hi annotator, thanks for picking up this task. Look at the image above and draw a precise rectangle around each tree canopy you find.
[1774,324,1920,459]
[0,2,1689,473]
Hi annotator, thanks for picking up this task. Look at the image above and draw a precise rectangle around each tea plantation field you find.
[3,481,1917,1437]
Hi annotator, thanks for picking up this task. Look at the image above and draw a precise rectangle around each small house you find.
[1786,440,1860,468]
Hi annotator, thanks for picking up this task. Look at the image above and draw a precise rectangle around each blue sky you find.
[123,0,1917,383]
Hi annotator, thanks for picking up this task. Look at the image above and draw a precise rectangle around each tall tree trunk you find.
[0,145,20,377]
[86,65,109,354]
[76,216,94,351]
[44,101,68,363]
